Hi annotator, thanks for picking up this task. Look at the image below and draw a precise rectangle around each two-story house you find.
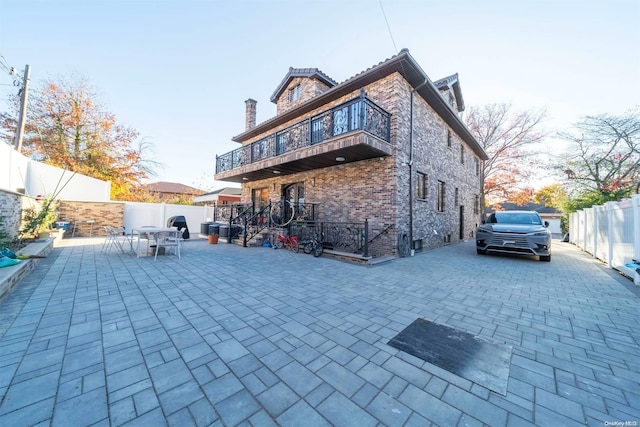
[215,48,488,259]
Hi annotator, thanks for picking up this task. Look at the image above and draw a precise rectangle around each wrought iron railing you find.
[216,95,391,174]
[289,220,370,257]
[227,202,318,246]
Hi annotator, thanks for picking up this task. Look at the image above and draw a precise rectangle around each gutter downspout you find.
[409,79,429,256]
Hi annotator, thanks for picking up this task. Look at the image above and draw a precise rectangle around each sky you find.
[0,0,638,191]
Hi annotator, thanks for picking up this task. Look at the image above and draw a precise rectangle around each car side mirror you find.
[544,221,549,228]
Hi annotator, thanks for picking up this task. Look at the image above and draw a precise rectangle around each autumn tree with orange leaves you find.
[0,77,157,200]
[464,103,546,206]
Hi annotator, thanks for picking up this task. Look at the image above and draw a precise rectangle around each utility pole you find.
[13,64,30,153]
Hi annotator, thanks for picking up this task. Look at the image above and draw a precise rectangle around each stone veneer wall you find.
[240,72,483,257]
[57,201,125,237]
[0,190,23,242]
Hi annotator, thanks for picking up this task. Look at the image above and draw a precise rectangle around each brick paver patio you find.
[0,237,638,426]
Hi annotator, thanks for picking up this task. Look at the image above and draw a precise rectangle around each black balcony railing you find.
[216,96,391,174]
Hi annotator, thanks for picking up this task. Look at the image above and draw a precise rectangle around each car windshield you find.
[489,212,542,225]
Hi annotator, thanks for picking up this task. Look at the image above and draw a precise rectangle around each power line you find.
[378,0,398,53]
[0,53,23,86]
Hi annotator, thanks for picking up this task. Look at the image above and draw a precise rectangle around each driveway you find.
[0,238,638,426]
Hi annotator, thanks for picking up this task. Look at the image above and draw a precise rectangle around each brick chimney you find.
[245,98,257,130]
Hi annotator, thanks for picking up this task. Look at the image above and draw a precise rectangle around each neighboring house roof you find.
[146,181,204,195]
[198,187,241,197]
[433,73,465,113]
[233,48,488,161]
[487,202,562,214]
[270,67,338,103]
[193,187,241,203]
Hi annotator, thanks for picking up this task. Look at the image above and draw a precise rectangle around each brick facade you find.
[276,77,333,115]
[224,52,485,258]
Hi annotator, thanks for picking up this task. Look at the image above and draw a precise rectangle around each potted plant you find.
[20,197,59,242]
[208,233,219,244]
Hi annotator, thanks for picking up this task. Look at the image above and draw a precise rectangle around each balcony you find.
[215,97,392,182]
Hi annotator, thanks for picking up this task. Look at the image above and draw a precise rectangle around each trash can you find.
[209,224,220,235]
[219,225,229,238]
[167,216,190,239]
[201,222,213,235]
[231,225,243,239]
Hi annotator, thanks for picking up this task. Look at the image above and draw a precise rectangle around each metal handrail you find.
[241,203,272,247]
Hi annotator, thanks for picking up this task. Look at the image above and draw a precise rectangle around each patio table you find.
[132,227,179,258]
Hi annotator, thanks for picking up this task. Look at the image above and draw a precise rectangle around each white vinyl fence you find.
[569,194,640,285]
[0,142,111,201]
[123,202,217,236]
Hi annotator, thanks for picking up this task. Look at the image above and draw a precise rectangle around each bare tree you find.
[465,103,546,204]
[558,108,640,198]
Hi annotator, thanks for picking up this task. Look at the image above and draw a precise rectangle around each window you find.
[252,188,269,212]
[460,144,465,164]
[454,187,459,206]
[289,85,301,102]
[437,180,445,212]
[474,194,480,214]
[447,130,452,148]
[475,157,480,176]
[416,172,427,199]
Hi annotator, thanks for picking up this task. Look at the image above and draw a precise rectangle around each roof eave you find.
[233,49,487,161]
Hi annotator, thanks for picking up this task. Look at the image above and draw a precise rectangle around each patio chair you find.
[102,226,129,254]
[101,226,114,253]
[110,227,130,253]
[154,228,184,260]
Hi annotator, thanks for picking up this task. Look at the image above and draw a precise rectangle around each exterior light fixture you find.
[273,170,281,174]
[336,157,345,162]
[242,177,248,180]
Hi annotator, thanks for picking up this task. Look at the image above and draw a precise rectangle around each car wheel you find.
[477,248,487,255]
[540,255,551,262]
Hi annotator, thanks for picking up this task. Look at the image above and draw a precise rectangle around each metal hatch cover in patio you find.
[388,318,513,395]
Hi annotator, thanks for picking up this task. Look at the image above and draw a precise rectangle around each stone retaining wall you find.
[0,236,55,303]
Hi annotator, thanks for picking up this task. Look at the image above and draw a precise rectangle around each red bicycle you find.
[275,233,299,253]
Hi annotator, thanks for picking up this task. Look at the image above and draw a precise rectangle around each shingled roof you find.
[234,49,488,161]
[146,181,204,195]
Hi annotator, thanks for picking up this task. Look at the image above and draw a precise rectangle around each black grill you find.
[167,216,190,239]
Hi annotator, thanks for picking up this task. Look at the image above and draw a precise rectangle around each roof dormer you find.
[434,73,465,113]
[271,67,337,115]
